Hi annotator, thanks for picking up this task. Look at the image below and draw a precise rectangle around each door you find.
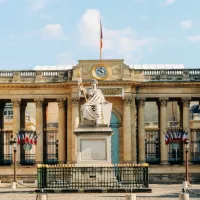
[110,113,119,164]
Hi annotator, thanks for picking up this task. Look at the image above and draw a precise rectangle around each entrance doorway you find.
[110,112,119,164]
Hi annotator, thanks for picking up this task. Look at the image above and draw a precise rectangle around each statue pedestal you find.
[74,125,113,164]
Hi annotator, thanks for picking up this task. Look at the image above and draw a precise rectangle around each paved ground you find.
[0,184,200,199]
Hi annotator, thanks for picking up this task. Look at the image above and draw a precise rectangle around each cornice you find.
[140,82,200,88]
[0,81,141,88]
[0,80,199,89]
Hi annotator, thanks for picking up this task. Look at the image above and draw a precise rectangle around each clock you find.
[91,63,111,80]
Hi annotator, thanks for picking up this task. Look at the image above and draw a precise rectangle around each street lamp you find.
[184,139,190,187]
[10,136,17,189]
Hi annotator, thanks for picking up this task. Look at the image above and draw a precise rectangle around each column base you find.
[36,193,48,200]
[126,194,136,200]
[11,181,17,189]
[160,161,169,165]
[179,193,189,200]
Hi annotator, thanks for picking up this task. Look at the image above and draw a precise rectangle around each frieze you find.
[80,87,123,97]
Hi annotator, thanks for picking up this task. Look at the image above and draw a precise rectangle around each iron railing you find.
[37,164,149,192]
[20,154,35,165]
[145,130,160,164]
[190,141,200,164]
[0,154,12,165]
[0,130,13,166]
[168,152,183,164]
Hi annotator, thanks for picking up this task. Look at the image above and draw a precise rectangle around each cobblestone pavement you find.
[0,184,200,200]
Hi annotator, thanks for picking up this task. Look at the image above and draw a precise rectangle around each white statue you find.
[78,76,112,125]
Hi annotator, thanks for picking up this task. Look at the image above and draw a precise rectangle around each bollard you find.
[183,181,188,188]
[125,194,136,200]
[179,193,189,200]
[36,193,48,200]
[11,181,17,189]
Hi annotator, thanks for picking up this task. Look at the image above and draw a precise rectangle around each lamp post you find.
[10,136,17,189]
[184,139,190,188]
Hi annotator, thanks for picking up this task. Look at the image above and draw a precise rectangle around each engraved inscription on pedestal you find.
[80,139,106,160]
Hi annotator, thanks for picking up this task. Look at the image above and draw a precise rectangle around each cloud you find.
[30,0,46,12]
[187,35,200,42]
[40,24,67,39]
[180,20,193,29]
[77,9,158,63]
[24,24,67,40]
[166,0,176,4]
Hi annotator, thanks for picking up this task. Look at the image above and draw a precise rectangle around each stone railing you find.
[134,69,200,81]
[0,70,69,83]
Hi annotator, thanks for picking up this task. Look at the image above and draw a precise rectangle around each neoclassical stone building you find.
[0,59,200,183]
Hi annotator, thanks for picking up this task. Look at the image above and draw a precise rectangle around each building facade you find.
[0,59,200,183]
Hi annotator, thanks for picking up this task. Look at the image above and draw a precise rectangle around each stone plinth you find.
[74,125,113,164]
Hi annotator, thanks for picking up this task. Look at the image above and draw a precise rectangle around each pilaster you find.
[122,95,132,162]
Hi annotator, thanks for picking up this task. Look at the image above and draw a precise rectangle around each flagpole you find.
[100,16,103,60]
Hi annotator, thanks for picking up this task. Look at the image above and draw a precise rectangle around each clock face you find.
[95,66,108,78]
[92,64,111,80]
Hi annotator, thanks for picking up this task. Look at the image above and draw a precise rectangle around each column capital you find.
[159,97,169,107]
[57,98,66,108]
[34,98,44,107]
[123,96,132,105]
[137,97,146,106]
[182,97,191,107]
[71,97,80,105]
[12,99,21,108]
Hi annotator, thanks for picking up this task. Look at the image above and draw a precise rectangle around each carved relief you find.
[71,97,80,105]
[123,96,132,105]
[12,99,21,108]
[159,98,168,107]
[57,98,66,108]
[182,97,191,107]
[137,98,146,106]
[34,99,43,107]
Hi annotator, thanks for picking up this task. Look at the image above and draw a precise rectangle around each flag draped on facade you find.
[164,130,188,145]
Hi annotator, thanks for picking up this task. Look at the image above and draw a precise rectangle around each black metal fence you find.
[0,130,13,165]
[145,130,160,164]
[37,164,149,192]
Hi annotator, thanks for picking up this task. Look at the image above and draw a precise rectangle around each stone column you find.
[57,98,66,163]
[12,99,21,162]
[43,103,48,162]
[178,101,183,128]
[35,99,44,163]
[137,98,146,163]
[71,97,80,163]
[182,97,191,161]
[123,96,132,162]
[159,98,169,164]
[131,97,137,163]
[0,103,5,156]
[20,102,27,163]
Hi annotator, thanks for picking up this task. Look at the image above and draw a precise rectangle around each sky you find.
[0,0,200,70]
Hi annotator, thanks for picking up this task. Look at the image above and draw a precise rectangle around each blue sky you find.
[0,0,200,70]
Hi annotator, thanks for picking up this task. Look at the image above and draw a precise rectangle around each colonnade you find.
[0,96,191,164]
